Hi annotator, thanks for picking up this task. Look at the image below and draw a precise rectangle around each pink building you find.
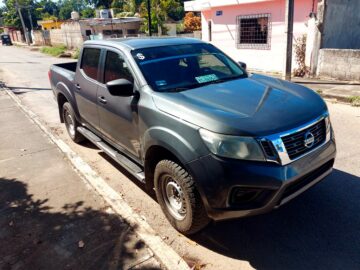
[185,0,317,73]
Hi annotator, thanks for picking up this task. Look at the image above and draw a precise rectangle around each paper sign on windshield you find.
[195,74,219,84]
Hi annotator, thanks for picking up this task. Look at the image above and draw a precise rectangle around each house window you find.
[102,29,123,37]
[236,13,271,49]
[113,30,123,36]
[103,30,112,36]
[127,29,136,35]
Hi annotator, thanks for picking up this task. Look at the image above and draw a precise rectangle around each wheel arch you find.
[55,82,79,123]
[143,127,198,190]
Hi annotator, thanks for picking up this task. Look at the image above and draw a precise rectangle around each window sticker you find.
[155,80,167,86]
[195,74,219,84]
[136,53,145,60]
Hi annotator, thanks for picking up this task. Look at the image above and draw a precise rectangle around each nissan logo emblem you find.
[304,131,315,148]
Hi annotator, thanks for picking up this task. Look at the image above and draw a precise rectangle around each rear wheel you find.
[62,102,84,143]
[154,160,210,235]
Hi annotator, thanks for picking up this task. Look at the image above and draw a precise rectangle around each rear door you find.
[74,47,101,130]
[96,49,140,158]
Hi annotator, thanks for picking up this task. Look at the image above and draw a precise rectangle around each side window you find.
[104,51,134,84]
[81,48,101,80]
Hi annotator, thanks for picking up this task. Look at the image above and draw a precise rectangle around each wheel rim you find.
[161,175,187,221]
[64,109,75,137]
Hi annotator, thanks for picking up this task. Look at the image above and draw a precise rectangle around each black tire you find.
[62,102,84,143]
[154,160,210,235]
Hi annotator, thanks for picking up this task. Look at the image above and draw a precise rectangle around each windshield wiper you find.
[166,83,202,92]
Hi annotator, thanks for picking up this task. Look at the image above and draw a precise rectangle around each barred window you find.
[236,14,271,49]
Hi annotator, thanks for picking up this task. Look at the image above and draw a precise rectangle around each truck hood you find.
[152,74,327,136]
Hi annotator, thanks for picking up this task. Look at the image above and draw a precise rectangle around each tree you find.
[110,0,124,9]
[140,0,183,35]
[184,11,201,32]
[87,0,111,8]
[1,0,34,29]
[58,0,87,20]
[36,0,59,18]
[81,7,95,18]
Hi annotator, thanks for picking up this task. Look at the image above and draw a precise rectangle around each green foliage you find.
[72,48,80,59]
[111,0,124,9]
[41,12,58,20]
[348,96,360,107]
[87,0,112,9]
[81,7,95,18]
[58,0,82,20]
[1,0,187,34]
[40,45,67,57]
[139,0,183,34]
[116,12,135,18]
[123,0,142,13]
[176,22,184,34]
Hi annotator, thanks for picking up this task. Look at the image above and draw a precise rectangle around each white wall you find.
[200,0,314,72]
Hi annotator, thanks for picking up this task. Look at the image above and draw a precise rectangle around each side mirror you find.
[238,61,247,70]
[106,79,134,97]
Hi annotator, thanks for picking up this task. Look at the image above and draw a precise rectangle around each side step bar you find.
[77,127,145,183]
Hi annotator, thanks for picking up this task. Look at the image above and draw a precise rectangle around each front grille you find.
[282,119,326,160]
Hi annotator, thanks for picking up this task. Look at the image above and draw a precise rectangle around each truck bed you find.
[50,62,78,91]
[53,62,77,73]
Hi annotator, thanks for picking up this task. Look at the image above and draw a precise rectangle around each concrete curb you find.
[2,86,190,270]
[319,94,355,105]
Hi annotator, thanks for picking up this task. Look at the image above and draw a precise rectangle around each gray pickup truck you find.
[49,38,336,235]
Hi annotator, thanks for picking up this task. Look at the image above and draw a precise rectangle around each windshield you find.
[131,43,247,92]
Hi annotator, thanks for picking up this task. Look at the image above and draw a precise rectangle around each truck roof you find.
[84,37,204,50]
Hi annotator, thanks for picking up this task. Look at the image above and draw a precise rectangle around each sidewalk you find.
[0,90,161,269]
[251,70,360,104]
[292,77,360,102]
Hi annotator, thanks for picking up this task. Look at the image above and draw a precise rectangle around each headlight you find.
[199,129,265,161]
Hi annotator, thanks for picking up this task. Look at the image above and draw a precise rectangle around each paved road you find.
[1,45,360,270]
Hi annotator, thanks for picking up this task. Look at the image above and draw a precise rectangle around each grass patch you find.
[348,96,360,107]
[72,48,80,59]
[40,45,67,57]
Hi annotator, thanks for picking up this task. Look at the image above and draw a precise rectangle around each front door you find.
[74,47,101,130]
[97,49,140,158]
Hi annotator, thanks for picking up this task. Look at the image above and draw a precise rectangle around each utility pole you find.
[15,0,30,45]
[283,0,294,81]
[147,0,152,36]
[27,8,33,31]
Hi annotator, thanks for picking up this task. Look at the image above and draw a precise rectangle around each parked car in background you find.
[1,34,13,46]
[49,38,336,235]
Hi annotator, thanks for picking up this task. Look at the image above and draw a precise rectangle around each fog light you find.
[231,188,260,205]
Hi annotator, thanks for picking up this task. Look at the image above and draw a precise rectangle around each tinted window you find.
[81,48,101,80]
[104,51,134,84]
[131,43,246,92]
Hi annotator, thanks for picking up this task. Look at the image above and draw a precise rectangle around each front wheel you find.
[154,160,210,235]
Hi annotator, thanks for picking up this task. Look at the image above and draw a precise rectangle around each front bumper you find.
[187,139,336,221]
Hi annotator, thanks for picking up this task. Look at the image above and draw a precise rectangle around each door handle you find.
[75,84,81,90]
[98,96,107,104]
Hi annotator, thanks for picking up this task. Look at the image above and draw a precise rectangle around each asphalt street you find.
[1,45,359,270]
